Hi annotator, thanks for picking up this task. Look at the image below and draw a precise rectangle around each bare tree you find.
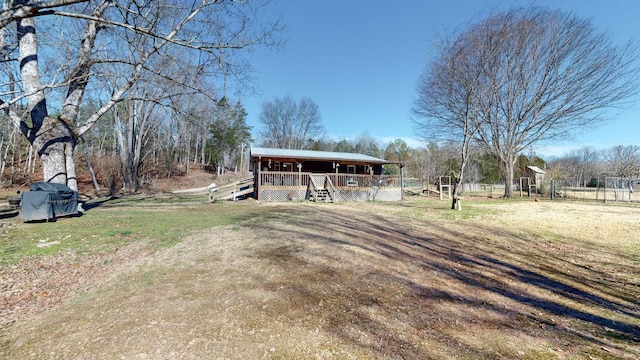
[258,96,324,150]
[413,26,486,207]
[605,145,640,178]
[353,133,382,158]
[575,147,603,182]
[548,146,603,185]
[0,0,280,191]
[414,7,639,198]
[113,94,165,193]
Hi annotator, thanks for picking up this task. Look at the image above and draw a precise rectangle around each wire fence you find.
[461,183,506,198]
[412,176,640,203]
[548,177,640,203]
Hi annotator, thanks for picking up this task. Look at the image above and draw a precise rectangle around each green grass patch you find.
[0,201,266,264]
[411,198,501,220]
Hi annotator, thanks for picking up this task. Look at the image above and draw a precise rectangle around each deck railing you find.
[259,172,400,188]
[260,171,310,187]
[327,173,401,188]
[257,171,402,202]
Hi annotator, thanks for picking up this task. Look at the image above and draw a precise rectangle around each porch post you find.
[297,163,302,198]
[400,163,405,200]
[256,157,261,201]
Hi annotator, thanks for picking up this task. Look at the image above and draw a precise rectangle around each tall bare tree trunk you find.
[10,127,19,185]
[80,137,100,193]
[201,135,206,165]
[31,116,77,187]
[18,16,78,190]
[501,154,516,198]
[24,145,31,173]
[115,108,137,192]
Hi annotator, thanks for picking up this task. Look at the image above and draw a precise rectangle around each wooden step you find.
[313,189,332,203]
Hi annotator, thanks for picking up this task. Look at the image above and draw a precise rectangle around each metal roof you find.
[527,165,546,174]
[250,147,400,165]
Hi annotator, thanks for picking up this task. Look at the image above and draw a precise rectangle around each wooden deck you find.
[256,172,402,202]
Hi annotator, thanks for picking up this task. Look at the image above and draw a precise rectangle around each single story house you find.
[250,147,405,202]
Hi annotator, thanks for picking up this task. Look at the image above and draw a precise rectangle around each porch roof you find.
[250,147,401,165]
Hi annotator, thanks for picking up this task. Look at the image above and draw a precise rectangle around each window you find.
[282,162,294,172]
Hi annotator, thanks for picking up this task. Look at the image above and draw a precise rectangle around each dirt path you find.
[2,200,639,359]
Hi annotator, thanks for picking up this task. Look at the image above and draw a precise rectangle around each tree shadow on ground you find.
[245,204,640,358]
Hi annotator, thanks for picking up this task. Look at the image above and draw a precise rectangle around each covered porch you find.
[250,147,404,202]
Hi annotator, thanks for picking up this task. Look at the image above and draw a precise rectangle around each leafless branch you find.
[0,0,88,28]
[414,7,639,197]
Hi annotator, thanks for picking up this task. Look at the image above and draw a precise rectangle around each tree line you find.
[546,145,640,185]
[276,136,640,187]
[1,95,638,193]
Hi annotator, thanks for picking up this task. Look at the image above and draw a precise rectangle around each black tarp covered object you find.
[20,182,79,221]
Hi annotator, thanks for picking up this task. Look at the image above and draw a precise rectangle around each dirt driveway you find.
[2,199,639,359]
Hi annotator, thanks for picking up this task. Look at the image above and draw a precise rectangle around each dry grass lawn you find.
[1,198,639,359]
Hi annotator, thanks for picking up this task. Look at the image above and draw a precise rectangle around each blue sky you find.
[241,0,639,158]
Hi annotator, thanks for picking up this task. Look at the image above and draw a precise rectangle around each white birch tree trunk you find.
[18,16,78,189]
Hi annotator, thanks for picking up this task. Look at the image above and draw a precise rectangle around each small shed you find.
[527,166,546,184]
[520,165,546,197]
